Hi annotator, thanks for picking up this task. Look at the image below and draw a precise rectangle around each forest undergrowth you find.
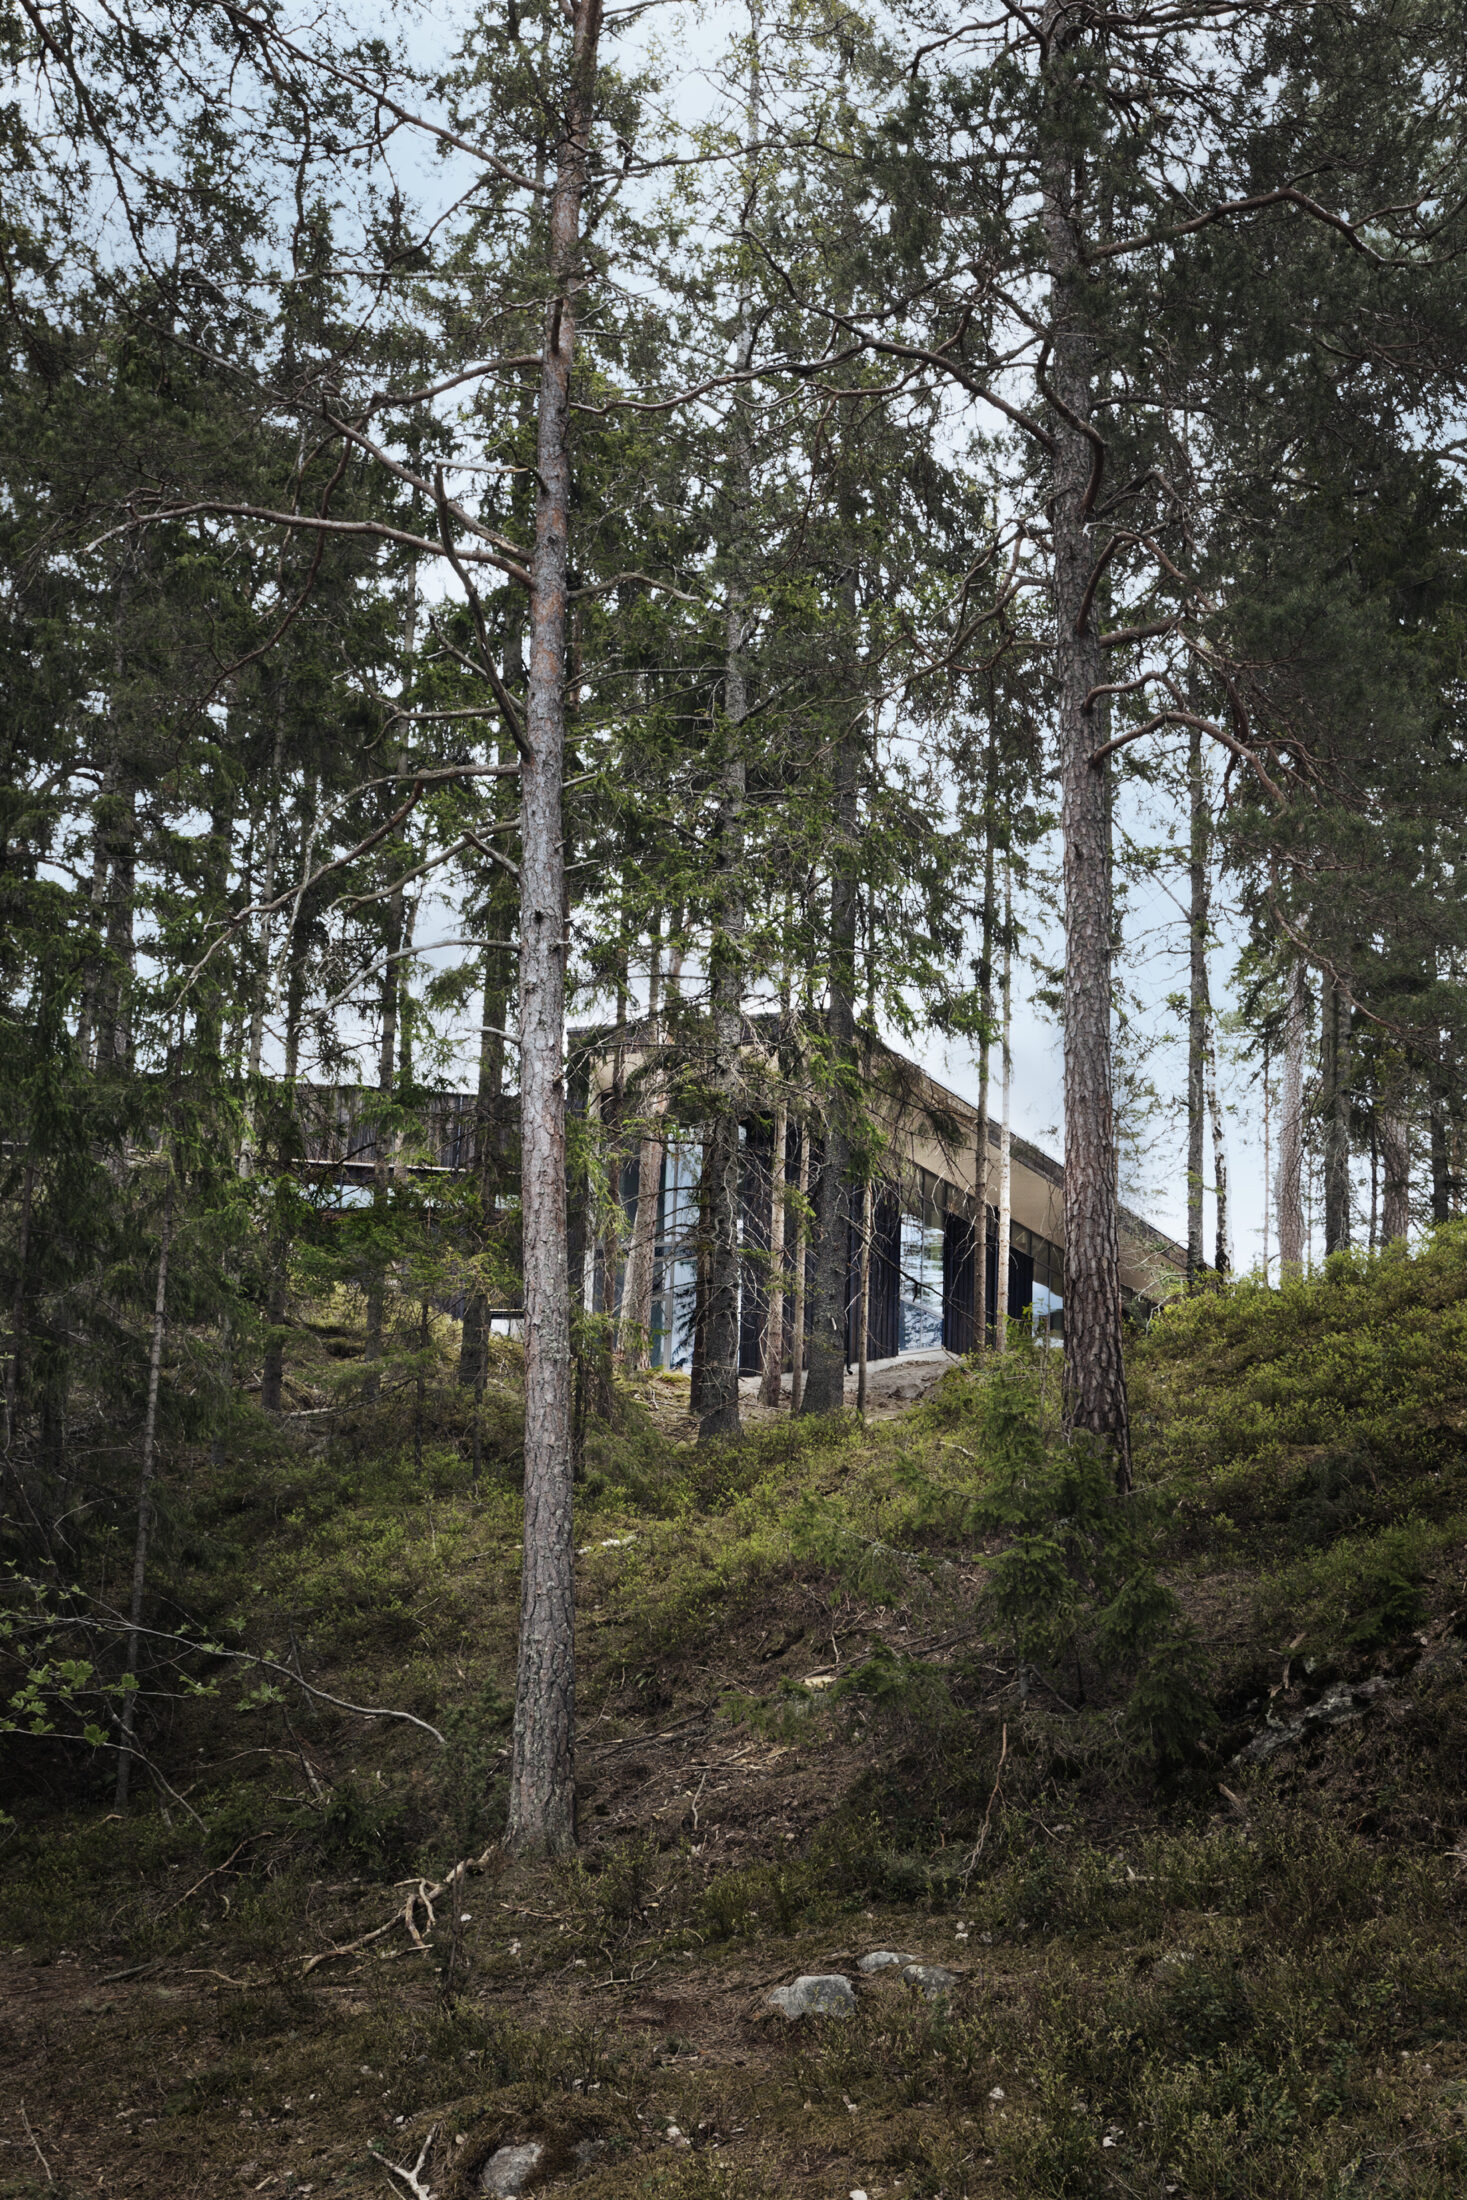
[6,1237,1467,2200]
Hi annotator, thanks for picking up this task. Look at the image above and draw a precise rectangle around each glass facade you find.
[1012,1220,1064,1338]
[649,1138,703,1370]
[898,1210,946,1352]
[597,1134,1069,1373]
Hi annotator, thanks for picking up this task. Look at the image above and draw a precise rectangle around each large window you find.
[649,1139,702,1369]
[898,1209,946,1352]
[1028,1232,1064,1338]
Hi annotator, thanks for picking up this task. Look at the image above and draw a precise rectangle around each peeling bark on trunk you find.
[1277,961,1307,1274]
[505,0,602,1857]
[1040,3,1130,1485]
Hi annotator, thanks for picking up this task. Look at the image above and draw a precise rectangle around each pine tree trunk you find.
[115,1174,173,1812]
[1429,1067,1451,1225]
[802,715,860,1417]
[458,936,507,1389]
[1040,4,1130,1484]
[789,1123,809,1414]
[618,927,665,1371]
[1277,961,1307,1274]
[973,809,996,1345]
[1262,1037,1272,1280]
[759,1097,788,1405]
[1186,724,1207,1288]
[1379,1087,1411,1244]
[856,1175,871,1411]
[996,872,1013,1352]
[699,33,761,1441]
[1205,1026,1230,1275]
[1322,973,1351,1255]
[361,884,403,1405]
[504,0,603,1859]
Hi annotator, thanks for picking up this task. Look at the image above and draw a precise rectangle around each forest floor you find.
[7,1241,1467,2200]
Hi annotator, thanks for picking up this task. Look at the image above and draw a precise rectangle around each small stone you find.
[989,2086,1006,2102]
[573,2140,607,2169]
[901,1962,958,2000]
[480,2140,545,2196]
[857,1949,918,1974]
[767,1973,856,2019]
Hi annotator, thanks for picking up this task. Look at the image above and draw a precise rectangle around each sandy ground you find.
[739,1347,959,1422]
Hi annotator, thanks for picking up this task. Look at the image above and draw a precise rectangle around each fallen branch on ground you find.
[302,1847,498,1976]
[371,2125,436,2200]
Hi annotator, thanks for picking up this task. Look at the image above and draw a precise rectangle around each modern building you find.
[287,1035,1185,1369]
[584,1037,1185,1374]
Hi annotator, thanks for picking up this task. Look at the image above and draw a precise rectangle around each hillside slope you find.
[5,1240,1467,2200]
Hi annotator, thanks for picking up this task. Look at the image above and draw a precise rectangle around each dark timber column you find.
[506,0,602,1858]
[1040,0,1130,1485]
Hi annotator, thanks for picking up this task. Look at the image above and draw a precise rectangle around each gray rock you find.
[480,2140,544,2196]
[1233,1676,1393,1765]
[901,1963,959,2000]
[857,1949,918,1974]
[767,1973,856,2019]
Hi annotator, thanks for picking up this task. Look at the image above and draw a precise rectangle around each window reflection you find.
[899,1212,945,1352]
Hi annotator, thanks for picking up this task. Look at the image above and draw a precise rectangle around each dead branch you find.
[370,2125,436,2200]
[302,1847,497,1976]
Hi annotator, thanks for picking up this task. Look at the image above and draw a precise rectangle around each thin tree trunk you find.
[239,717,287,1178]
[459,933,509,1388]
[1186,722,1207,1288]
[4,1161,34,1465]
[505,0,602,1856]
[1277,961,1307,1275]
[759,1098,788,1405]
[361,888,402,1402]
[1322,973,1351,1255]
[788,1122,809,1415]
[1369,1120,1379,1252]
[689,1140,712,1414]
[1380,1083,1411,1244]
[1261,1036,1272,1281]
[1040,1,1130,1484]
[802,708,860,1417]
[699,25,762,1441]
[856,1175,871,1411]
[114,1175,173,1812]
[616,925,663,1367]
[996,873,1013,1353]
[973,799,996,1346]
[1205,1024,1230,1276]
[363,572,417,1402]
[1430,1069,1451,1225]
